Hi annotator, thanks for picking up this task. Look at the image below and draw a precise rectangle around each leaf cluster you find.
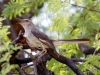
[2,0,46,19]
[0,17,21,75]
[46,0,100,74]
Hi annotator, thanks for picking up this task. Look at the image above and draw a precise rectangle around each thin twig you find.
[21,64,34,69]
[22,50,38,75]
[71,4,100,13]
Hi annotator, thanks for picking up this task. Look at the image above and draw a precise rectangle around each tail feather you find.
[52,39,90,47]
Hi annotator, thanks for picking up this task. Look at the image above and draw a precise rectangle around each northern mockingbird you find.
[17,19,90,57]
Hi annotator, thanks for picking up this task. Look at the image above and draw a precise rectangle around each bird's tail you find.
[52,39,90,47]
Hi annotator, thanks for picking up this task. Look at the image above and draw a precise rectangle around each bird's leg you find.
[38,43,47,59]
[38,50,47,59]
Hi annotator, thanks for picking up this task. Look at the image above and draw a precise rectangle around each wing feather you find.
[31,30,55,50]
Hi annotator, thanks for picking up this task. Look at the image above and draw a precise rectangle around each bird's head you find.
[17,18,33,28]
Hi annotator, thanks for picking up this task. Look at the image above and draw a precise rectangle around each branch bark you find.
[48,50,84,75]
[78,44,100,55]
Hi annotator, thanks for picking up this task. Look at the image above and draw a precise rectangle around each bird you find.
[17,18,90,58]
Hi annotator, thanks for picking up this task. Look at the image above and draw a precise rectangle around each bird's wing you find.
[31,30,55,50]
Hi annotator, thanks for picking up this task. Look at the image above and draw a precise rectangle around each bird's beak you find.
[16,18,25,26]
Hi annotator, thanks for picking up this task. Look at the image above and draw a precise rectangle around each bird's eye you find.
[25,20,29,22]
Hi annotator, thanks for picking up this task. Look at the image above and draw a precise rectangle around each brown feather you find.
[31,30,55,50]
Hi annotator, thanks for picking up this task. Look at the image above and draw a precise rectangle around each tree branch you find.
[78,44,100,55]
[71,58,86,62]
[48,50,84,75]
[71,4,100,13]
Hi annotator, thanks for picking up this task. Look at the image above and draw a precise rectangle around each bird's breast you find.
[24,32,48,49]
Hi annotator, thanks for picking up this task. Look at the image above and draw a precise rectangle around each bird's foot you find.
[37,50,47,60]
